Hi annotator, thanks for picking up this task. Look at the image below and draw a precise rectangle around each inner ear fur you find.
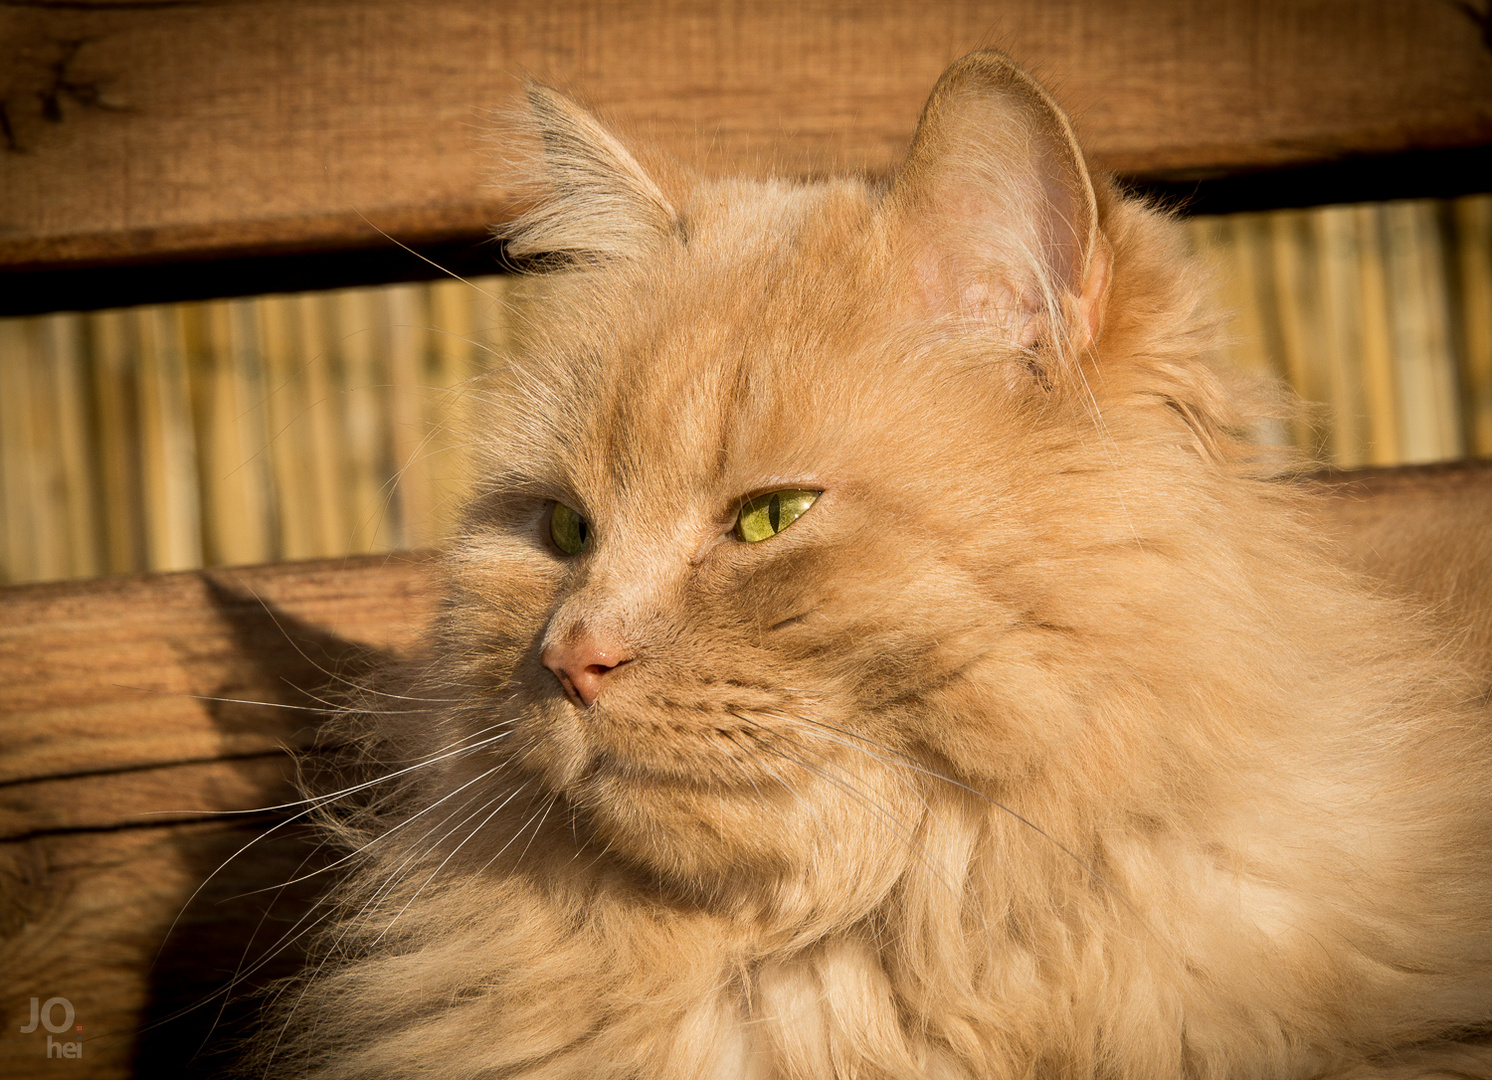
[501,84,681,265]
[891,51,1111,364]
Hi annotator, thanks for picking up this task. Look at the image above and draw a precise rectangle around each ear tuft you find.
[500,84,680,264]
[891,51,1111,365]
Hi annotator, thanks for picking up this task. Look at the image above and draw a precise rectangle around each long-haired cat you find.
[258,52,1492,1079]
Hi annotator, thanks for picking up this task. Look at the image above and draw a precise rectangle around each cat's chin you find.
[502,693,961,914]
[570,760,920,920]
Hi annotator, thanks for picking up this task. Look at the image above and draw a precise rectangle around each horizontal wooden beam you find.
[0,822,331,1079]
[2,0,1490,274]
[0,553,437,1078]
[0,552,437,789]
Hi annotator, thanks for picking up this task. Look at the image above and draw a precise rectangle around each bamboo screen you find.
[1185,197,1492,468]
[2,194,1490,586]
[0,277,514,584]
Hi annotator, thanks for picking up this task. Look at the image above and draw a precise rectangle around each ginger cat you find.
[259,52,1492,1079]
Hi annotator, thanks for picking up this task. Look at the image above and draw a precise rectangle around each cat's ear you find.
[891,51,1111,363]
[502,84,681,263]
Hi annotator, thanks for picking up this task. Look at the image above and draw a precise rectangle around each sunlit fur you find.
[258,53,1492,1079]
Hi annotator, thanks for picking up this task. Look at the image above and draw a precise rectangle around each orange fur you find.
[258,53,1492,1079]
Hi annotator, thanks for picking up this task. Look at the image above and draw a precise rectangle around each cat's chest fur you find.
[314,802,1392,1080]
[258,51,1492,1080]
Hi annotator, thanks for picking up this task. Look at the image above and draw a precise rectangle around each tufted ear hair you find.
[890,51,1111,364]
[501,84,680,263]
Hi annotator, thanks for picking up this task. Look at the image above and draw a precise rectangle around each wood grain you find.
[0,552,437,786]
[2,0,1490,273]
[1,822,336,1078]
[0,468,1489,1077]
[0,552,436,1078]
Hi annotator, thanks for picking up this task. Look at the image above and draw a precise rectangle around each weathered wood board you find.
[0,465,1489,1077]
[0,553,437,1078]
[3,0,1491,272]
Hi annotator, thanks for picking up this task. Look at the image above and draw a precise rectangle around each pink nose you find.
[541,634,633,707]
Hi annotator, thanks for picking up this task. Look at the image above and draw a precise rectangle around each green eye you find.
[736,489,820,543]
[549,502,591,554]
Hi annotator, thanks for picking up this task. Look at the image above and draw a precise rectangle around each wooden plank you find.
[0,754,292,842]
[0,553,436,1078]
[2,0,1490,273]
[0,552,436,786]
[1,822,332,1079]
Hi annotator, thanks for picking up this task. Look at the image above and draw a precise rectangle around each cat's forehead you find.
[683,176,872,253]
[542,181,892,483]
[499,175,1007,525]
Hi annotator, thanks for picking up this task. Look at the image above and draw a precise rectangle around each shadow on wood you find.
[133,576,393,1077]
[0,554,436,1079]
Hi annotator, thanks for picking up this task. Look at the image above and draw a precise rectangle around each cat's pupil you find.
[768,493,781,533]
[550,502,592,553]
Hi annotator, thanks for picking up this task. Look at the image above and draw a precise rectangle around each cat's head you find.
[425,52,1252,920]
